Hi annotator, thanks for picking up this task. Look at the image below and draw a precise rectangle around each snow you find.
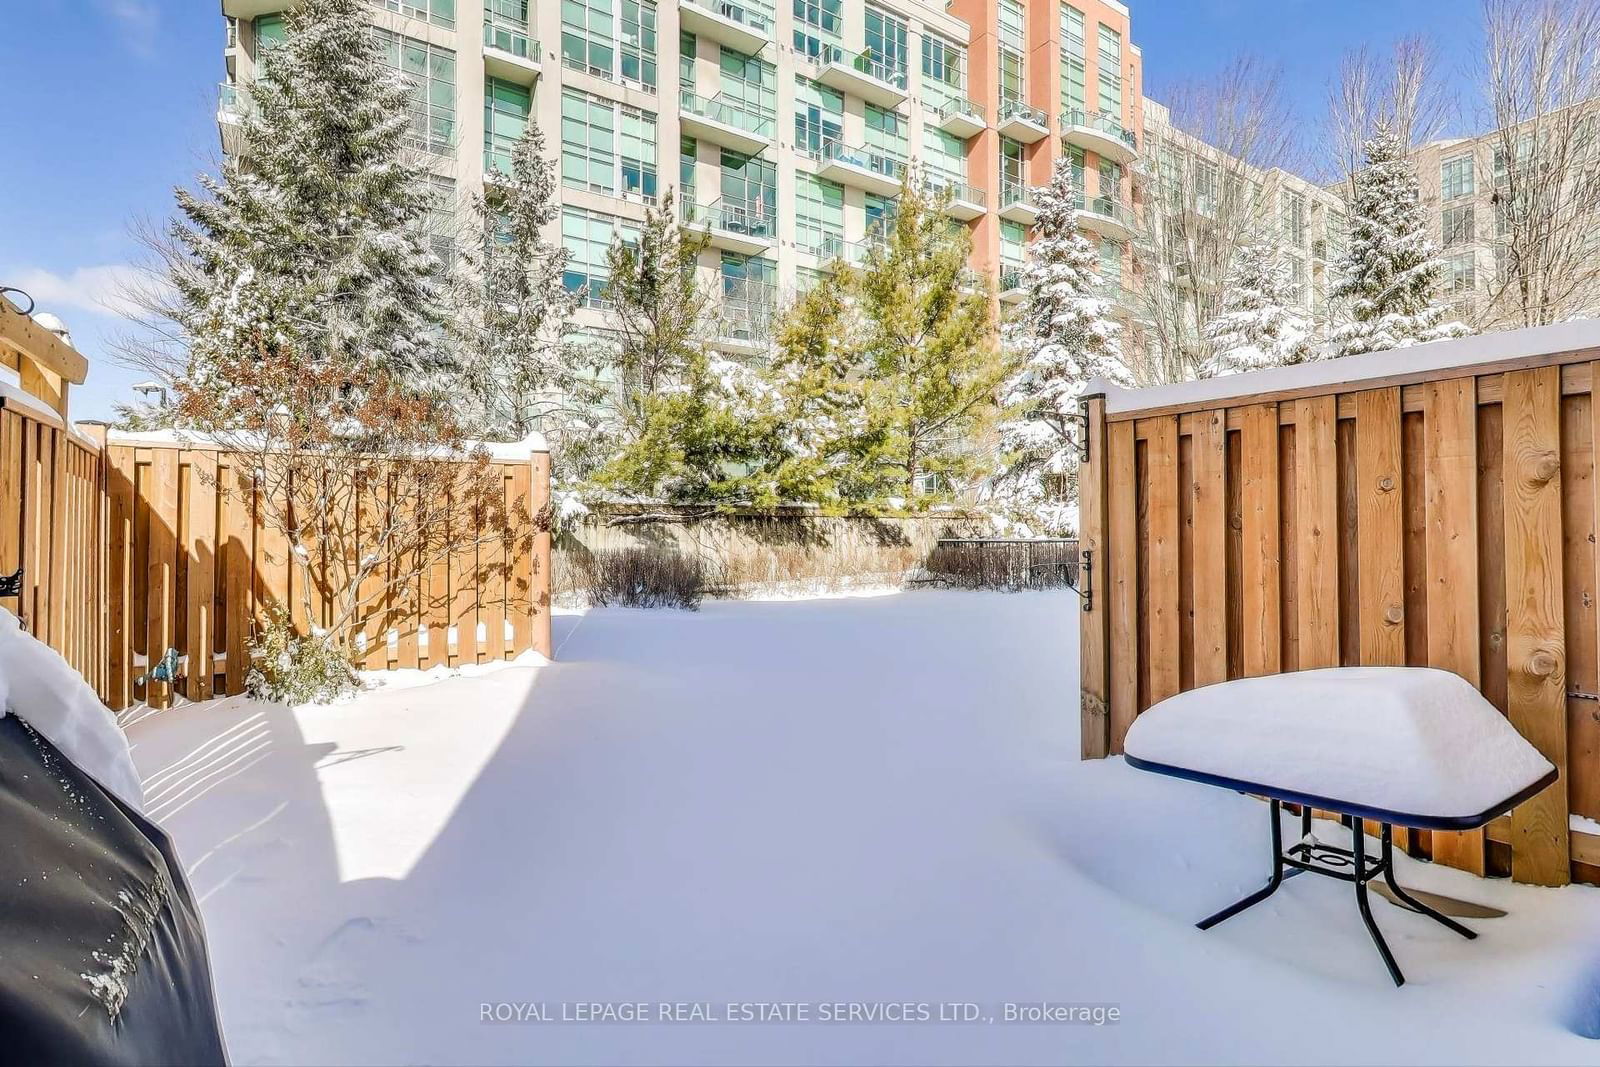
[1124,668,1555,820]
[1084,318,1600,416]
[106,427,548,460]
[1,607,144,810]
[120,593,1600,1065]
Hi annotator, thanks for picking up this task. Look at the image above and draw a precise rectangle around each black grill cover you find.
[0,713,228,1065]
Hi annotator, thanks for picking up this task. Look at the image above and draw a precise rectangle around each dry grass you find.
[564,548,707,610]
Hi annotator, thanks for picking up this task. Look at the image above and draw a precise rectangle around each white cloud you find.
[5,265,149,323]
[96,0,160,56]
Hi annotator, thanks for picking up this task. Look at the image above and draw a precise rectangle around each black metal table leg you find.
[1198,799,1287,930]
[1379,824,1478,940]
[1353,823,1406,986]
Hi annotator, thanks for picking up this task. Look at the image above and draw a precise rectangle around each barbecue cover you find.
[0,712,228,1065]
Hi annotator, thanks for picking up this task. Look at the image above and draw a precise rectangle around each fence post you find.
[1078,394,1110,759]
[530,445,552,660]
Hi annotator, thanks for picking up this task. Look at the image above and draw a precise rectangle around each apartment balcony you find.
[483,22,542,85]
[999,268,1026,304]
[679,0,774,55]
[925,178,986,221]
[220,0,281,18]
[999,183,1042,225]
[996,99,1050,144]
[679,90,775,155]
[814,141,906,197]
[217,81,250,155]
[812,46,908,109]
[683,197,777,255]
[714,286,777,356]
[935,97,986,139]
[839,235,890,269]
[1075,193,1133,241]
[1060,109,1138,164]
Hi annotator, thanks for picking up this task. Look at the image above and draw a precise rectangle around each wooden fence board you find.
[1356,389,1405,666]
[146,447,179,710]
[1502,366,1570,885]
[1143,417,1181,706]
[1078,397,1110,758]
[1239,405,1280,677]
[1424,379,1485,874]
[187,451,217,700]
[1191,409,1228,687]
[1295,397,1340,669]
[1108,420,1138,752]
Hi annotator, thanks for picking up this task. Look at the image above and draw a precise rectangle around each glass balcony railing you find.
[813,44,909,90]
[679,89,776,140]
[218,82,250,118]
[1060,108,1138,151]
[1000,267,1025,292]
[925,177,986,209]
[1001,182,1043,211]
[800,233,847,260]
[1075,192,1130,225]
[936,96,986,124]
[818,139,908,184]
[998,98,1049,129]
[718,281,777,340]
[683,0,775,38]
[483,20,538,62]
[683,197,779,243]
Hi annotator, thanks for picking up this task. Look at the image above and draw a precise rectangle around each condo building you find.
[217,0,1145,350]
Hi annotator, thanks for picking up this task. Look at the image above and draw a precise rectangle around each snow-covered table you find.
[1123,668,1558,986]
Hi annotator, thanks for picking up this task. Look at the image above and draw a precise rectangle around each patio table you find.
[1122,667,1558,986]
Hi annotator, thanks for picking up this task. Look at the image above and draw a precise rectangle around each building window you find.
[1000,136,1025,199]
[372,0,456,29]
[1098,239,1122,296]
[720,47,777,121]
[1445,251,1476,293]
[865,192,895,236]
[793,0,842,61]
[999,0,1025,104]
[864,7,908,84]
[795,173,844,258]
[484,77,531,177]
[721,148,776,215]
[1442,203,1475,248]
[563,0,657,90]
[560,89,659,201]
[1001,219,1026,269]
[794,75,843,156]
[1097,24,1122,118]
[427,176,457,270]
[374,30,456,155]
[680,136,698,203]
[865,104,906,162]
[1441,155,1475,201]
[921,33,964,107]
[922,126,967,185]
[561,206,639,306]
[1284,252,1307,302]
[1282,190,1307,247]
[255,13,287,49]
[620,0,658,90]
[1060,4,1086,114]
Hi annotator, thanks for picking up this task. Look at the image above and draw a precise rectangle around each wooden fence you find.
[1077,322,1600,887]
[0,398,553,713]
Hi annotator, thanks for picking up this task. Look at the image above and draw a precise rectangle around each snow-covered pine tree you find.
[1330,124,1471,356]
[140,0,512,701]
[454,118,591,440]
[989,159,1129,536]
[1202,241,1314,376]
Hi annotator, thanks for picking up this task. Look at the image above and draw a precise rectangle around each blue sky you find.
[2,0,1482,421]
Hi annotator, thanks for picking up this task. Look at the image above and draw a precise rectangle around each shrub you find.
[921,540,1079,591]
[572,548,706,610]
[246,605,361,705]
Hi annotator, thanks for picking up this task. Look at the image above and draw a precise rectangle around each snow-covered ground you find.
[122,592,1600,1066]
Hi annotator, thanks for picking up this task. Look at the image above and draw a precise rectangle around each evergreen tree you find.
[136,0,510,700]
[988,160,1128,535]
[848,175,1003,503]
[1202,241,1314,376]
[167,0,448,392]
[605,189,716,439]
[1331,125,1471,355]
[454,119,588,439]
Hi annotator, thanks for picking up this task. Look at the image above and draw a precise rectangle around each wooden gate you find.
[1077,322,1600,886]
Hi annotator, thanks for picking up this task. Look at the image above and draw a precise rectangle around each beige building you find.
[217,0,1149,354]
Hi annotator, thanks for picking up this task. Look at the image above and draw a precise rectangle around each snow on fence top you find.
[105,427,549,460]
[1083,319,1600,417]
